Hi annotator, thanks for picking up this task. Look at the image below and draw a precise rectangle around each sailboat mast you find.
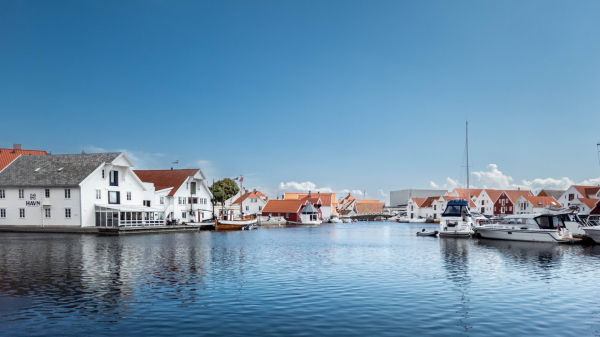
[466,121,470,207]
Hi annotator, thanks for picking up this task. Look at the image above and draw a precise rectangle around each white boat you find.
[416,229,438,237]
[409,218,427,223]
[217,217,258,230]
[342,217,352,223]
[583,225,600,243]
[475,214,576,243]
[439,200,474,237]
[329,214,343,223]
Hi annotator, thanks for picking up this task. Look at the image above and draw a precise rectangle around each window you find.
[0,190,4,199]
[19,208,25,218]
[186,182,189,190]
[19,189,24,199]
[109,170,119,186]
[246,206,249,211]
[45,208,51,218]
[102,169,105,179]
[45,189,50,198]
[160,197,164,205]
[65,189,71,199]
[65,208,71,218]
[95,190,101,200]
[251,198,257,203]
[108,191,120,204]
[143,200,151,207]
[182,212,186,218]
[178,197,186,205]
[127,192,132,201]
[0,209,5,218]
[568,194,575,201]
[259,206,262,211]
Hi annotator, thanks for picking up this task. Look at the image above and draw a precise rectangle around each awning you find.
[95,204,164,212]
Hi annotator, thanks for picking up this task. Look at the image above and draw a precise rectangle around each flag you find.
[172,160,179,164]
[233,177,238,181]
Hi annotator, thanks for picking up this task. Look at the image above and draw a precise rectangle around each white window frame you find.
[182,212,186,218]
[127,192,132,201]
[45,208,51,218]
[65,208,72,218]
[160,196,164,205]
[19,208,25,218]
[0,209,5,218]
[95,189,101,200]
[19,189,24,199]
[246,206,249,211]
[45,189,50,198]
[65,189,71,199]
[0,189,4,199]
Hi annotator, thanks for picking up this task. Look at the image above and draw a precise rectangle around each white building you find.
[558,185,600,213]
[231,189,268,216]
[0,152,162,227]
[134,169,213,223]
[390,189,447,207]
[514,196,561,214]
[472,189,503,216]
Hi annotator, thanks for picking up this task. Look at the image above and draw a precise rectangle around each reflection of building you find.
[0,152,158,227]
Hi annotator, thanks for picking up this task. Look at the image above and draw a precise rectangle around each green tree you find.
[210,178,240,205]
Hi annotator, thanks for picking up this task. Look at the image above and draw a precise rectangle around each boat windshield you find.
[535,216,564,229]
[442,205,468,217]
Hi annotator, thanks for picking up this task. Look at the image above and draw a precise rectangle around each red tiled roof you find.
[0,148,47,171]
[356,202,384,214]
[134,169,200,196]
[356,199,381,203]
[573,186,600,198]
[232,191,262,205]
[262,200,305,213]
[454,188,483,199]
[504,190,533,203]
[578,197,599,209]
[286,193,335,207]
[420,196,439,208]
[523,196,560,207]
[483,189,504,203]
[409,198,426,206]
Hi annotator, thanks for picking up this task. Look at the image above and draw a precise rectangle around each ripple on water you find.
[1,224,600,336]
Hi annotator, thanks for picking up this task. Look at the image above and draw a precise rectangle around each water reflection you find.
[439,238,473,333]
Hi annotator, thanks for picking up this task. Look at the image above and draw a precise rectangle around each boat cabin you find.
[442,200,471,221]
[498,214,565,230]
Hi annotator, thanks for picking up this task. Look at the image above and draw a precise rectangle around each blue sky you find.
[1,0,600,203]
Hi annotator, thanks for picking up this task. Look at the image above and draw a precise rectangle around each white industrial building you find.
[0,152,164,227]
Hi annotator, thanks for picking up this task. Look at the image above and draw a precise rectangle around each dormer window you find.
[109,170,118,186]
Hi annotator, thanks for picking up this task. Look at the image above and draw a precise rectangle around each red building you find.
[494,190,533,217]
[262,199,307,222]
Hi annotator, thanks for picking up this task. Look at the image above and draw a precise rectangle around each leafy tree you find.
[210,178,240,205]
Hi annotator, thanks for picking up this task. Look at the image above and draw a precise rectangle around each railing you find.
[119,219,166,227]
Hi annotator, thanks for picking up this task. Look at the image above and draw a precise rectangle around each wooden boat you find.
[416,229,438,237]
[216,216,257,230]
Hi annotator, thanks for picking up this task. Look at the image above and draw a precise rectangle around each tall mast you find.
[240,175,243,218]
[466,120,470,207]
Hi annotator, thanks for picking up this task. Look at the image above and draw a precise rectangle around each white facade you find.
[0,153,152,227]
[163,174,212,223]
[558,186,600,209]
[472,190,496,216]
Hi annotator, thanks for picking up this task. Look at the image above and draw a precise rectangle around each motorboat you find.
[409,218,427,223]
[475,214,576,243]
[416,229,438,237]
[329,214,343,223]
[439,200,474,237]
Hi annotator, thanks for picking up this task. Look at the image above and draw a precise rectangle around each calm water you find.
[1,222,600,336]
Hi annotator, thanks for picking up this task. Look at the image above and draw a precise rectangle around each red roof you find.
[262,200,305,213]
[232,191,262,205]
[420,196,439,208]
[285,193,335,206]
[522,196,560,207]
[504,190,533,203]
[454,188,483,199]
[134,169,200,196]
[573,186,600,198]
[410,198,426,206]
[578,197,599,209]
[356,202,384,214]
[483,189,504,203]
[0,148,47,171]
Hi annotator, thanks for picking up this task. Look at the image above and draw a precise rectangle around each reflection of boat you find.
[439,200,474,237]
[416,229,438,236]
[475,214,576,243]
[242,224,258,230]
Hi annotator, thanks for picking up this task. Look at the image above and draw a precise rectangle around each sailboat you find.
[439,121,475,237]
[216,175,258,230]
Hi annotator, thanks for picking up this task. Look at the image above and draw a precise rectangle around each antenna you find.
[597,142,600,167]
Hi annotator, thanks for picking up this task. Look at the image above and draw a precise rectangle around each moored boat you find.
[216,216,258,230]
[409,218,426,223]
[439,200,474,237]
[416,229,438,236]
[475,214,577,243]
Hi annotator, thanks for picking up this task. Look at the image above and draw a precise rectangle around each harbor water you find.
[1,222,600,336]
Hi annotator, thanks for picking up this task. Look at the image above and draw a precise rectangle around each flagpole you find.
[240,175,243,219]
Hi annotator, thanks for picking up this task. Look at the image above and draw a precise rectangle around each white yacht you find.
[439,200,475,237]
[328,213,343,223]
[475,214,575,243]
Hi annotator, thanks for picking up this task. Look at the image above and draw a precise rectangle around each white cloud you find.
[579,177,600,186]
[443,177,459,190]
[471,164,513,189]
[278,181,333,193]
[378,189,388,197]
[429,181,439,188]
[518,177,574,191]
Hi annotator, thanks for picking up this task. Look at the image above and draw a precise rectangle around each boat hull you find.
[476,227,572,243]
[217,218,258,230]
[583,226,600,243]
[408,219,426,223]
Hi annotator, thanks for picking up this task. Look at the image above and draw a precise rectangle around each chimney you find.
[308,190,312,198]
[13,144,21,150]
[171,167,173,170]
